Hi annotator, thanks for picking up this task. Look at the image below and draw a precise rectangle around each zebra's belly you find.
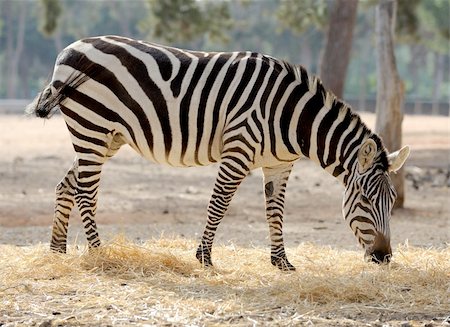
[128,129,223,168]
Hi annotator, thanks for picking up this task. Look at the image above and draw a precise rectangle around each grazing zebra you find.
[27,35,410,270]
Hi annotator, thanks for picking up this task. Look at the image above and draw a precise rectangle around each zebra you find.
[27,35,410,270]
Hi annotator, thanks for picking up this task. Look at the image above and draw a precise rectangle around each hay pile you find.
[1,236,449,326]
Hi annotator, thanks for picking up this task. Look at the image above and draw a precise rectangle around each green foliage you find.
[391,0,449,53]
[396,0,421,41]
[38,0,62,36]
[276,0,328,35]
[416,0,450,53]
[141,0,232,44]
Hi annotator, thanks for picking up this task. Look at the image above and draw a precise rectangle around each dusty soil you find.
[0,113,448,250]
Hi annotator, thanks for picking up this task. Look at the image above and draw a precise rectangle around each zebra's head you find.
[343,137,410,264]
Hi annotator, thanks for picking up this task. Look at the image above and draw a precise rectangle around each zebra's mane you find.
[283,61,389,172]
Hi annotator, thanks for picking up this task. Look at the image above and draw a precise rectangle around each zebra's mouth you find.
[365,251,392,264]
[364,232,392,264]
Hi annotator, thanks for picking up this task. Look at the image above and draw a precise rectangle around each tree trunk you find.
[319,0,358,98]
[375,0,405,208]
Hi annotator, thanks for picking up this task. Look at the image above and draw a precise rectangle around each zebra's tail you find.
[26,71,90,118]
[25,83,57,118]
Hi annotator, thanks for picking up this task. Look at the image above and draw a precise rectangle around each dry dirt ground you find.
[0,112,449,326]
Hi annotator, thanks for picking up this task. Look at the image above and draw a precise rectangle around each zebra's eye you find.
[361,194,370,204]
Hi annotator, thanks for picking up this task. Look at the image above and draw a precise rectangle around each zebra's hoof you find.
[88,246,101,254]
[271,256,296,271]
[50,244,67,254]
[196,246,213,267]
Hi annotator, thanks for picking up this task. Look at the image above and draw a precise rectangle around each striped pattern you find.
[28,36,406,269]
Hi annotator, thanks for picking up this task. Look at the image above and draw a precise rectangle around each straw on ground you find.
[1,236,449,326]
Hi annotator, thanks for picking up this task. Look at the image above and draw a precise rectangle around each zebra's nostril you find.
[370,250,391,264]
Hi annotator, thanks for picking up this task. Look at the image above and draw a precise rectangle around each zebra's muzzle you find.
[366,232,392,264]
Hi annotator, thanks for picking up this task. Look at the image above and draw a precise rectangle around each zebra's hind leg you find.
[196,156,250,267]
[262,163,295,271]
[50,158,78,253]
[74,133,124,249]
[74,156,105,250]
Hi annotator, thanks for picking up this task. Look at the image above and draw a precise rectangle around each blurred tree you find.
[277,0,358,98]
[277,0,328,34]
[375,0,405,208]
[38,0,62,36]
[395,0,449,111]
[141,0,232,45]
[276,0,327,73]
[3,0,27,98]
[320,0,358,98]
[38,0,231,46]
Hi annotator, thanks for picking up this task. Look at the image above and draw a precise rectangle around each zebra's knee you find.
[55,180,71,196]
[55,173,78,198]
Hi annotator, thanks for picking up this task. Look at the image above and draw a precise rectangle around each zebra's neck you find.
[292,69,376,187]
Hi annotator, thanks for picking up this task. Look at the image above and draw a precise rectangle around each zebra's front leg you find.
[262,163,295,271]
[51,158,78,253]
[196,157,250,267]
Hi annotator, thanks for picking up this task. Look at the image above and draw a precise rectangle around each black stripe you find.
[226,53,258,115]
[76,179,98,189]
[222,156,250,172]
[78,171,101,180]
[333,115,361,179]
[73,144,104,157]
[228,58,269,122]
[316,100,340,168]
[223,134,256,157]
[158,45,195,97]
[355,227,377,236]
[343,131,367,185]
[59,104,110,135]
[207,53,246,161]
[179,56,209,161]
[296,82,325,157]
[352,202,372,214]
[280,83,309,155]
[328,110,352,167]
[251,110,264,156]
[259,69,279,120]
[349,216,374,228]
[106,36,173,81]
[78,159,103,166]
[225,119,258,144]
[269,73,296,157]
[195,54,231,164]
[66,124,107,147]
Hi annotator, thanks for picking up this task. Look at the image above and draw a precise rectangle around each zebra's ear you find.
[358,139,377,173]
[387,145,410,173]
